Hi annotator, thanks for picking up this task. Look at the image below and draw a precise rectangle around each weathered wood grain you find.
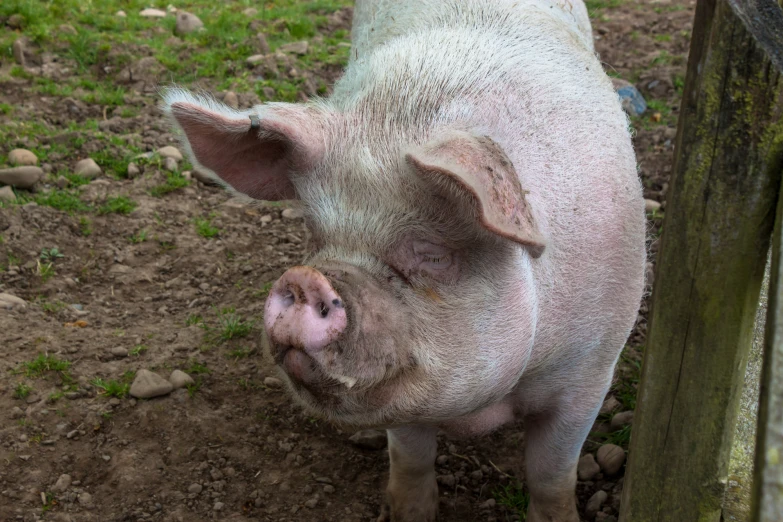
[618,0,783,520]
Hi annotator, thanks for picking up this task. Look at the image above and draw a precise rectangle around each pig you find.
[162,0,646,520]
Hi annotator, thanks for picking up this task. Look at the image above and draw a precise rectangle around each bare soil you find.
[0,0,696,520]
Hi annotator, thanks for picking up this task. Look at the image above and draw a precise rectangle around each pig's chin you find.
[272,346,414,426]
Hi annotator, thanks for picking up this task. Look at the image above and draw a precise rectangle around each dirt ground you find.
[0,0,696,520]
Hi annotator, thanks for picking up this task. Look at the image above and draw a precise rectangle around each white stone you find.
[279,41,308,55]
[0,166,44,189]
[169,370,195,389]
[223,91,239,109]
[157,146,183,161]
[129,369,173,399]
[74,158,102,179]
[174,11,203,36]
[52,474,72,493]
[645,198,662,212]
[140,8,166,18]
[0,293,27,310]
[9,149,37,166]
[0,186,16,203]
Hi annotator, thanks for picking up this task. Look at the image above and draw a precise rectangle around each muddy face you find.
[264,258,424,424]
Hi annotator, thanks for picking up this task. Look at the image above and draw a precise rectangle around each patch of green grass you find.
[217,307,253,341]
[78,216,92,236]
[494,482,530,520]
[186,379,202,397]
[226,347,252,359]
[613,351,641,411]
[194,217,220,238]
[129,345,148,356]
[238,378,262,391]
[6,251,21,268]
[20,354,72,379]
[37,298,67,313]
[584,0,622,17]
[651,50,674,66]
[654,34,672,43]
[37,260,56,282]
[129,229,148,244]
[186,314,204,326]
[253,281,275,298]
[31,190,91,213]
[150,172,190,197]
[98,196,136,215]
[673,74,685,95]
[63,172,91,187]
[82,85,127,106]
[91,377,129,398]
[186,361,210,375]
[0,103,12,115]
[14,382,33,399]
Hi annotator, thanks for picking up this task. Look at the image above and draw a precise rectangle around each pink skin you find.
[264,266,348,383]
[163,0,645,516]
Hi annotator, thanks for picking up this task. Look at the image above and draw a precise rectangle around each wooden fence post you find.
[618,0,783,520]
[754,162,783,520]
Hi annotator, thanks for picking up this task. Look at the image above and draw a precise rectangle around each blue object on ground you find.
[617,85,647,116]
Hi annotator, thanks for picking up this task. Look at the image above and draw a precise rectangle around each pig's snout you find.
[265,266,348,366]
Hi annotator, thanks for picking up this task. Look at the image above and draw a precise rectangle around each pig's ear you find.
[162,89,325,200]
[405,131,545,258]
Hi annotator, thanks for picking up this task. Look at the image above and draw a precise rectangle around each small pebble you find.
[224,91,239,109]
[8,148,38,166]
[578,453,601,481]
[586,490,608,518]
[164,156,178,172]
[0,186,16,203]
[127,162,140,178]
[129,369,173,399]
[281,208,304,220]
[596,444,626,476]
[645,199,661,213]
[74,158,102,179]
[610,411,634,431]
[169,370,195,389]
[264,377,283,388]
[140,8,167,18]
[0,166,44,189]
[157,146,183,161]
[52,474,72,493]
[174,11,203,36]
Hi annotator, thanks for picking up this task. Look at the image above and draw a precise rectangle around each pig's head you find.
[163,89,544,428]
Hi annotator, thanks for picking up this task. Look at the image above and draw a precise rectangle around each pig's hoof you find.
[377,477,439,522]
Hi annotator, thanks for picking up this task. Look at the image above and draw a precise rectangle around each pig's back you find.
[336,0,646,369]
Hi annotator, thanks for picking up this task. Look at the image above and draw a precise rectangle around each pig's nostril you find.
[318,302,329,318]
[282,290,295,307]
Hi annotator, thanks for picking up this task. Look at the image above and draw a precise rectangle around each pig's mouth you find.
[274,345,366,392]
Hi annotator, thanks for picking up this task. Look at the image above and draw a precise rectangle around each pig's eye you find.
[422,255,452,270]
[413,241,455,273]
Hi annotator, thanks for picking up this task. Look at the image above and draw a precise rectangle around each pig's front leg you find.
[524,389,606,522]
[377,425,439,522]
